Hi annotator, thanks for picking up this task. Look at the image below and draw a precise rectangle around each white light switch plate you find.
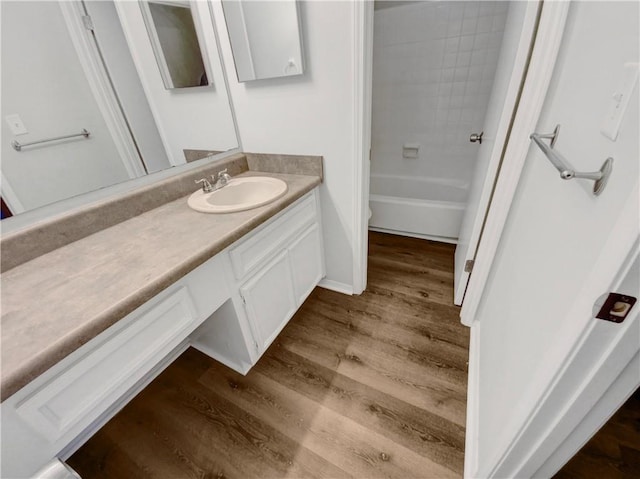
[5,114,28,136]
[601,63,639,141]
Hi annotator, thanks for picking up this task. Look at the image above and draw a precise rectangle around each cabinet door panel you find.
[240,250,297,352]
[289,224,323,305]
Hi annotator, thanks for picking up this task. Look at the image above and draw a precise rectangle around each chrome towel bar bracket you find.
[529,124,613,196]
[11,128,90,152]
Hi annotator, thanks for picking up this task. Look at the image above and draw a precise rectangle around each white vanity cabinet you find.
[240,250,299,352]
[1,188,324,479]
[194,189,325,363]
[238,221,324,354]
[1,252,232,479]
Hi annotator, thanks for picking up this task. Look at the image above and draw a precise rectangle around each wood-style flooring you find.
[554,388,640,479]
[68,232,469,478]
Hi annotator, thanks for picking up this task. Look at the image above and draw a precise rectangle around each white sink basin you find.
[188,176,288,213]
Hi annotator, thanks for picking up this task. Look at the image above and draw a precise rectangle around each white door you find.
[467,1,639,477]
[240,250,298,353]
[453,2,540,305]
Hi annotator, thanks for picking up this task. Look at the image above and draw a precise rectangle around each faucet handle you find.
[195,178,213,192]
[213,168,231,187]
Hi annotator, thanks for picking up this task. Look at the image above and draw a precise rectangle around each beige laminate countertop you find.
[1,171,321,401]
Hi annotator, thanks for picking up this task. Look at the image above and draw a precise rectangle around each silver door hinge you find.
[240,293,246,305]
[82,15,94,31]
[464,260,475,273]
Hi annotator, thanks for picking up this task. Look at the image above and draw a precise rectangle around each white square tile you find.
[430,38,446,55]
[447,19,462,38]
[489,31,504,50]
[457,51,472,68]
[461,108,475,121]
[448,3,465,22]
[434,19,448,39]
[462,94,477,109]
[474,32,490,50]
[470,49,488,66]
[443,52,458,68]
[492,12,507,33]
[479,2,497,17]
[464,1,480,19]
[467,65,483,82]
[441,68,455,82]
[476,16,493,34]
[431,68,445,84]
[445,36,460,53]
[438,82,453,97]
[437,96,450,110]
[461,17,477,36]
[454,66,468,82]
[463,81,481,98]
[459,35,475,52]
[450,95,464,108]
[452,81,466,97]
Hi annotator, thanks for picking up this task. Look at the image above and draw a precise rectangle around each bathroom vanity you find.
[0,155,324,478]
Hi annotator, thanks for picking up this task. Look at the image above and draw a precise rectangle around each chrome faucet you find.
[194,169,232,193]
[194,178,214,193]
[212,168,232,190]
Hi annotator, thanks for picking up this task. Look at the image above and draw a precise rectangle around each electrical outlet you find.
[5,114,28,136]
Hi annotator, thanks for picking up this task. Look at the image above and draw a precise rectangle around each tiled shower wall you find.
[371,1,509,191]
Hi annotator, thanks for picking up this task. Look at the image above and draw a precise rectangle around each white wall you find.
[211,0,357,289]
[0,1,131,213]
[116,1,238,165]
[371,1,508,189]
[472,1,639,475]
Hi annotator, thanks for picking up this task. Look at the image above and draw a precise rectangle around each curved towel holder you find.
[530,124,613,196]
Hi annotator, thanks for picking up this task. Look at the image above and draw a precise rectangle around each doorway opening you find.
[369,1,509,243]
[364,1,539,305]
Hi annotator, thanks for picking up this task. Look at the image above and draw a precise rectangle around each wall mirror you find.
[140,1,211,89]
[0,0,239,224]
[221,0,304,82]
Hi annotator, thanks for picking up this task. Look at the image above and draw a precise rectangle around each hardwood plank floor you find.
[554,388,640,479]
[69,232,469,478]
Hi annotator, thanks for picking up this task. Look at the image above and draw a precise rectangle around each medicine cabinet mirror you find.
[221,0,304,82]
[140,0,211,89]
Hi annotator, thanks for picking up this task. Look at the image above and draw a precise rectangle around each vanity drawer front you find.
[15,287,197,443]
[230,192,317,280]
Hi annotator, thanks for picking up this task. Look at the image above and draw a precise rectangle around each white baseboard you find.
[368,227,458,245]
[318,278,354,295]
[464,324,480,478]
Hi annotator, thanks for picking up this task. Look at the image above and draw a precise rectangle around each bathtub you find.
[369,174,468,243]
